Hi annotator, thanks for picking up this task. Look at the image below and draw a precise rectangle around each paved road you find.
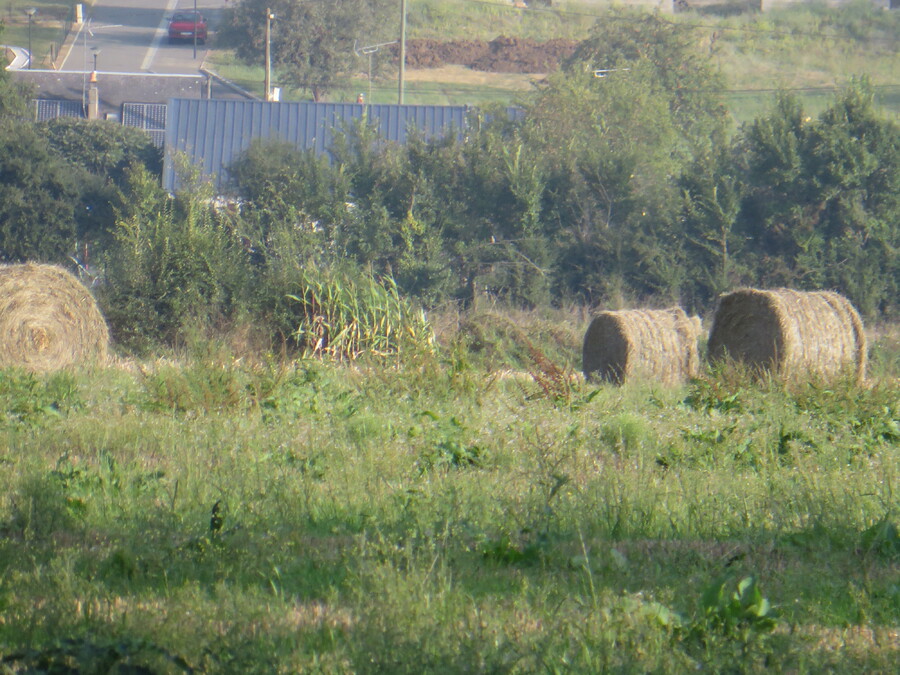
[57,0,228,75]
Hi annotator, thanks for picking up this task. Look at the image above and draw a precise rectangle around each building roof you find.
[163,98,475,192]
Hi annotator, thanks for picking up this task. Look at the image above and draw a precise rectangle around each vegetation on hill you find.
[209,1,900,119]
[217,0,395,102]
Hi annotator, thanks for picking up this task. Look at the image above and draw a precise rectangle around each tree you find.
[220,0,394,101]
[565,8,730,155]
[804,82,899,316]
[734,81,899,316]
[520,60,690,304]
[680,149,747,308]
[43,118,162,183]
[734,92,811,271]
[327,121,457,304]
[228,137,355,251]
[0,123,80,264]
[0,26,81,263]
[43,118,163,250]
[449,117,557,306]
[99,166,251,350]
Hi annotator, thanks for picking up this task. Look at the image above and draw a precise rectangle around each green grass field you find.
[0,309,897,672]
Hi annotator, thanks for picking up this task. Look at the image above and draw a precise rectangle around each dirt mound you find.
[395,36,578,74]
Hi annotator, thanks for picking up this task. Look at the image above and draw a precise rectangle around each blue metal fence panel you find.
[163,99,473,192]
[34,99,84,121]
[122,103,167,147]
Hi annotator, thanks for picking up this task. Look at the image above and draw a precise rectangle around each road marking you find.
[142,0,182,72]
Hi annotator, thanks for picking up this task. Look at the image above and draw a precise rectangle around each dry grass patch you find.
[789,624,900,658]
[403,65,544,90]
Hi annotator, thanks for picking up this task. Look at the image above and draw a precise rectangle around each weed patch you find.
[0,369,81,427]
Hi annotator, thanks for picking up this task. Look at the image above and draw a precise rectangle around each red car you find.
[168,11,208,44]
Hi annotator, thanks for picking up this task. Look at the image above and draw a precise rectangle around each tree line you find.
[0,11,896,353]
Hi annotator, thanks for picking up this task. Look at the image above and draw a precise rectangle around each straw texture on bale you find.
[582,307,701,385]
[706,288,867,381]
[0,264,109,371]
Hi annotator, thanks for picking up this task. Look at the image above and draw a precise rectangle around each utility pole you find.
[398,0,406,105]
[265,8,274,101]
[354,40,397,105]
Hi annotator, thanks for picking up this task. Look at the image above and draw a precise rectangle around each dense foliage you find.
[219,76,897,323]
[734,86,899,317]
[0,56,162,265]
[42,118,163,251]
[0,123,81,264]
[97,168,250,351]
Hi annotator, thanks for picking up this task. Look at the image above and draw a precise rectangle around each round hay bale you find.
[582,307,702,386]
[0,263,109,371]
[706,288,867,381]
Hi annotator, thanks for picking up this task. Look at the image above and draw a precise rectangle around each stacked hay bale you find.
[582,307,702,385]
[706,288,867,382]
[0,263,109,371]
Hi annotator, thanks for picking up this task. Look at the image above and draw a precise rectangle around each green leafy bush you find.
[694,575,778,642]
[99,167,251,352]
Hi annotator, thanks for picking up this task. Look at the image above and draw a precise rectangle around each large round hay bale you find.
[0,263,109,371]
[706,288,866,381]
[582,307,702,385]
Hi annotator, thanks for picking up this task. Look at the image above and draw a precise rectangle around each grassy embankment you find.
[1,0,74,69]
[207,0,900,122]
[0,308,897,672]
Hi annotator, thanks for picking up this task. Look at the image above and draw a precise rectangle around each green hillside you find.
[207,0,900,120]
[405,0,900,120]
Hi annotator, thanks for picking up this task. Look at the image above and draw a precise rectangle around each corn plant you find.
[287,265,435,361]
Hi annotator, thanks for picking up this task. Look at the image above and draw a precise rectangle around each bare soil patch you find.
[391,36,578,74]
